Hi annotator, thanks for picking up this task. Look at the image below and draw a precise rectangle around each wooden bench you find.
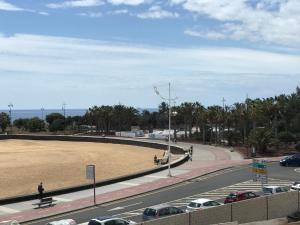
[32,197,56,208]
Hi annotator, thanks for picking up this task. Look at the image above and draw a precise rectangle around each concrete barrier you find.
[142,213,189,225]
[232,196,268,223]
[190,204,232,225]
[241,218,287,225]
[0,134,186,154]
[268,191,298,219]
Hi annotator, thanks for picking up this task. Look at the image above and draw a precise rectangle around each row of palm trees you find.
[83,87,300,152]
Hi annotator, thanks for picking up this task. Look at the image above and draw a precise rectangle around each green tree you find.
[13,118,29,130]
[46,113,65,125]
[27,117,45,132]
[0,112,10,132]
[48,119,64,132]
[249,127,272,153]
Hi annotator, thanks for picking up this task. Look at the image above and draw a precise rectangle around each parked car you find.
[291,181,300,190]
[224,191,259,204]
[186,198,222,212]
[88,217,136,225]
[280,154,300,166]
[46,219,77,225]
[262,186,289,195]
[142,204,184,221]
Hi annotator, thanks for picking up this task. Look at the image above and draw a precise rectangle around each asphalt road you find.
[27,162,299,225]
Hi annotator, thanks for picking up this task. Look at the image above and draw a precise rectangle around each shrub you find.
[278,131,296,143]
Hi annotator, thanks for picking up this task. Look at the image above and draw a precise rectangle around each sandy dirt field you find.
[0,139,165,198]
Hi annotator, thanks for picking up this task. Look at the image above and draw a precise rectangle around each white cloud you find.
[108,9,129,15]
[137,5,179,19]
[39,11,49,16]
[47,0,104,8]
[0,34,299,108]
[0,0,23,11]
[180,0,300,48]
[107,0,146,6]
[79,12,102,17]
[168,0,186,6]
[184,29,226,40]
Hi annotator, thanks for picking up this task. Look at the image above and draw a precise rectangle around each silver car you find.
[186,198,222,212]
[88,217,136,225]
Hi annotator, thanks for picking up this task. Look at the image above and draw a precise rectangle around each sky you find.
[0,0,300,109]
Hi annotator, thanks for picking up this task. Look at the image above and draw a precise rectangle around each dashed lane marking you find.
[119,182,139,186]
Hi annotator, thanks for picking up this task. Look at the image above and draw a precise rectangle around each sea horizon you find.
[0,108,158,121]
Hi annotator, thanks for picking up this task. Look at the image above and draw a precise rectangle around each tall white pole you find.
[168,82,171,177]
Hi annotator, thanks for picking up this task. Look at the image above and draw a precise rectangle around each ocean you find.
[0,108,157,121]
[0,109,87,121]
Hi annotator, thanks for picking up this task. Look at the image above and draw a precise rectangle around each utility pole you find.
[154,83,177,177]
[62,102,66,132]
[41,107,44,121]
[8,103,13,133]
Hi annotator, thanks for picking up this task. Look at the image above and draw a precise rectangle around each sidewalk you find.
[0,141,279,223]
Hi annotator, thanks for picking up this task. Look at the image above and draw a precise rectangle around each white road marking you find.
[146,175,168,179]
[120,182,139,186]
[123,212,142,216]
[53,197,72,202]
[108,202,143,211]
[0,206,20,214]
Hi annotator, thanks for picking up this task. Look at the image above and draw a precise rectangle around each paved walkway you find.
[0,140,280,223]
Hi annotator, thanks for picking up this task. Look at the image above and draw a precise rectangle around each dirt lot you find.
[0,139,164,198]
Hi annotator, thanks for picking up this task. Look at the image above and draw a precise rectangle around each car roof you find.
[93,217,122,222]
[230,191,248,194]
[191,198,212,204]
[264,186,280,188]
[47,219,76,225]
[146,204,171,210]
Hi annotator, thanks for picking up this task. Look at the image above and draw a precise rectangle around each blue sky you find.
[0,0,300,109]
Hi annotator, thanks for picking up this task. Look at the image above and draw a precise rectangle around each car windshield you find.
[143,208,156,216]
[227,193,237,199]
[263,187,273,194]
[188,202,201,208]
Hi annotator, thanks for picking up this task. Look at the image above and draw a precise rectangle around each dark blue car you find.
[280,153,300,166]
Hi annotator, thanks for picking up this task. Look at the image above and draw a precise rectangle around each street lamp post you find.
[154,83,177,177]
[41,107,44,121]
[62,103,66,132]
[8,103,13,133]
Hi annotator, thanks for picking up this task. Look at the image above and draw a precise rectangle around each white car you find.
[262,186,289,195]
[88,217,136,225]
[186,198,222,213]
[46,219,77,225]
[0,221,20,225]
[291,182,300,190]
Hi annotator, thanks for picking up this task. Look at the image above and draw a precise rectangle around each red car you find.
[224,191,259,204]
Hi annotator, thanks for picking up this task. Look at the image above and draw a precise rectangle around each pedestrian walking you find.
[38,182,44,200]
